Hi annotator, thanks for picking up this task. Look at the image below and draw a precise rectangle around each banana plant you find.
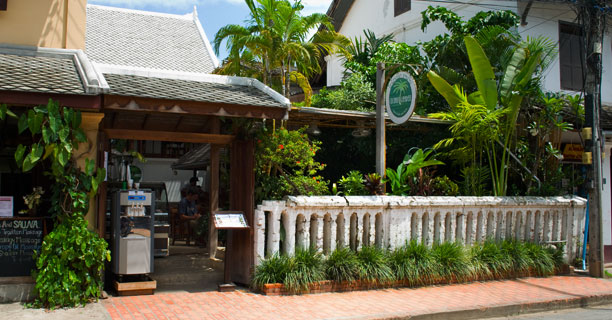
[428,36,543,196]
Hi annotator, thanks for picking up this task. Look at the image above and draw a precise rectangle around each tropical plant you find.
[500,240,534,275]
[364,173,384,195]
[286,248,326,292]
[325,247,361,282]
[311,72,376,111]
[385,148,444,195]
[213,0,350,103]
[3,100,109,308]
[255,127,328,203]
[337,170,368,196]
[428,35,547,195]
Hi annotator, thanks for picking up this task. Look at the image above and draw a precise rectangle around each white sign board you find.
[0,196,13,217]
[213,212,249,229]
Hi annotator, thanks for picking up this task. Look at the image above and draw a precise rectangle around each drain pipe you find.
[496,140,542,192]
[582,194,590,270]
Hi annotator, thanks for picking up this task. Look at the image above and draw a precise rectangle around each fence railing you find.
[254,196,587,265]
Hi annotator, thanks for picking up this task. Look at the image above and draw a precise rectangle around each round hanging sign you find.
[385,71,417,124]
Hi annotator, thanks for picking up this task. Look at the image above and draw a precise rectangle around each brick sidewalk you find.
[102,276,612,320]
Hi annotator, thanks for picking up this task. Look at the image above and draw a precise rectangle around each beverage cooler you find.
[111,190,155,275]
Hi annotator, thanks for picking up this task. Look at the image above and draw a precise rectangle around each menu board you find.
[213,212,249,229]
[0,218,44,277]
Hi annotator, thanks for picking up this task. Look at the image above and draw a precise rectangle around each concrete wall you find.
[0,0,87,49]
[255,196,587,266]
[326,1,612,105]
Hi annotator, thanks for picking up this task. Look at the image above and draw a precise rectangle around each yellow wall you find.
[75,112,104,230]
[0,0,87,49]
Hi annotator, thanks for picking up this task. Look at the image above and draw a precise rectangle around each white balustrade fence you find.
[254,196,587,265]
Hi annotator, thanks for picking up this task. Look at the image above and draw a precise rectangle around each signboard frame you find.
[385,71,417,124]
[0,196,13,217]
[212,211,250,230]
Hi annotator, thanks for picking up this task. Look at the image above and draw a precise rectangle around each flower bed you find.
[252,240,569,296]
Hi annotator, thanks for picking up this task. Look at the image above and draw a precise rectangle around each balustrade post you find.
[266,208,281,257]
[254,207,266,265]
[329,213,337,253]
[316,214,324,252]
[284,213,296,256]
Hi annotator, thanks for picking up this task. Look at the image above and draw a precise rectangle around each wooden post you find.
[376,63,386,192]
[209,118,220,259]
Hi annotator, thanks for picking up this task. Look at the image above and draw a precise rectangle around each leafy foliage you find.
[9,100,109,308]
[311,73,376,111]
[337,170,368,196]
[255,127,328,203]
[385,148,457,196]
[32,215,110,308]
[364,173,384,195]
[389,240,437,285]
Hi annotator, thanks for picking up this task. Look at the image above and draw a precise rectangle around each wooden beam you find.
[103,95,288,120]
[209,118,221,259]
[103,128,235,145]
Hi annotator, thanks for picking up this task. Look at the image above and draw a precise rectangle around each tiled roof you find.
[0,52,86,95]
[86,5,218,73]
[103,73,287,109]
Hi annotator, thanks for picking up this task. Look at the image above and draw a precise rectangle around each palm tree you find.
[214,0,350,102]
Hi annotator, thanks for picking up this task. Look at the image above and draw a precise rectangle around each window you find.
[559,21,583,91]
[394,0,410,17]
[0,0,6,11]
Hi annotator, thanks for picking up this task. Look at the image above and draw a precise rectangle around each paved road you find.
[487,303,612,320]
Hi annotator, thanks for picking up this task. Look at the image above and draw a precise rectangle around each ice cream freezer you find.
[111,190,155,275]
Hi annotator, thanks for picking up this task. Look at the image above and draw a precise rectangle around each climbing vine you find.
[2,100,109,308]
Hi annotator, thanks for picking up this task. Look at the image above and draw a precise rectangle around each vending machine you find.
[111,190,155,275]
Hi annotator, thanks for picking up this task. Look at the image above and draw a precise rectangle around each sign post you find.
[376,68,417,190]
[212,210,250,292]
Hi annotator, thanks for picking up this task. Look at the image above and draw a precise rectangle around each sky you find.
[88,0,333,61]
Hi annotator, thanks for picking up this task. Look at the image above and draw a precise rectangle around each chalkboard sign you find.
[0,218,45,277]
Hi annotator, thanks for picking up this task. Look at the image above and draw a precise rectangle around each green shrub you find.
[470,240,512,279]
[286,249,326,292]
[337,170,368,196]
[356,246,394,284]
[325,247,361,282]
[501,240,534,275]
[251,254,290,289]
[311,73,376,111]
[525,242,555,276]
[389,240,437,285]
[431,242,473,282]
[32,216,109,308]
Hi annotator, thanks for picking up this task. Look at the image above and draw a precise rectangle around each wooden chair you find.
[171,207,193,245]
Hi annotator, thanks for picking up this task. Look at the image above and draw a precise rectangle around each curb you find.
[378,293,612,320]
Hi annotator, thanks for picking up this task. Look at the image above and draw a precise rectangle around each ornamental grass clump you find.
[524,242,555,276]
[356,246,395,285]
[325,247,361,282]
[251,254,290,289]
[285,249,326,293]
[431,242,473,282]
[501,240,534,276]
[470,239,513,279]
[389,240,437,286]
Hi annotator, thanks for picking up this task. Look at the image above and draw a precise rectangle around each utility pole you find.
[580,0,605,277]
[376,62,386,190]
